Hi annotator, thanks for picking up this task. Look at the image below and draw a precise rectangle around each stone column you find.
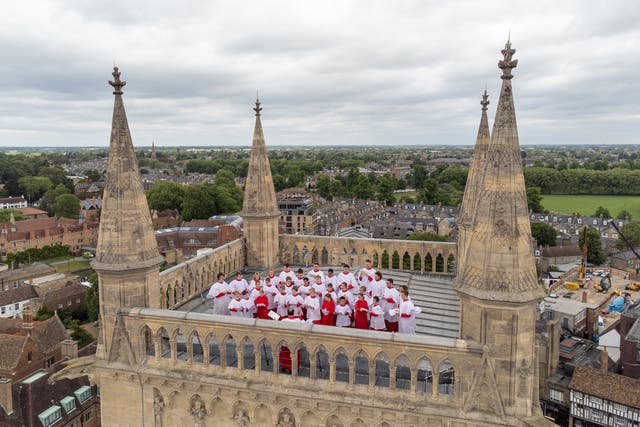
[237,347,244,370]
[203,343,210,366]
[329,358,336,384]
[220,345,227,368]
[368,361,376,389]
[154,337,161,362]
[310,356,317,379]
[291,350,298,378]
[254,350,261,374]
[410,370,417,395]
[169,339,177,363]
[348,361,355,385]
[390,366,397,390]
[432,371,439,398]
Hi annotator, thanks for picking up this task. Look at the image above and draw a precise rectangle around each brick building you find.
[620,301,640,379]
[155,217,242,258]
[0,217,99,260]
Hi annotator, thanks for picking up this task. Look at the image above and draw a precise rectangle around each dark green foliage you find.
[53,193,81,219]
[593,206,611,218]
[578,227,606,265]
[5,244,70,267]
[526,187,545,213]
[406,232,448,242]
[530,222,557,246]
[616,222,640,251]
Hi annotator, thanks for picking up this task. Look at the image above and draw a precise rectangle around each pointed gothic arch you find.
[374,352,390,387]
[381,250,389,269]
[316,345,330,380]
[391,250,400,269]
[372,251,379,268]
[425,253,433,272]
[417,357,433,393]
[435,253,445,272]
[438,359,456,395]
[321,247,329,265]
[208,333,221,366]
[395,354,411,390]
[413,252,422,271]
[354,350,369,385]
[447,253,456,273]
[311,247,319,264]
[402,251,411,270]
[190,330,203,363]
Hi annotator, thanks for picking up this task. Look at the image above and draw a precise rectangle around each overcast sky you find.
[0,0,638,148]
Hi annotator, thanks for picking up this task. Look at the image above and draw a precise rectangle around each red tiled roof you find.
[569,365,640,409]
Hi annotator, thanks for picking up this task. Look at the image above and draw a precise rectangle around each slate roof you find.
[541,245,582,258]
[569,365,640,409]
[0,285,38,306]
[0,316,69,370]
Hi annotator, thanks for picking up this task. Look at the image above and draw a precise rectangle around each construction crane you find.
[579,226,588,285]
[607,219,640,292]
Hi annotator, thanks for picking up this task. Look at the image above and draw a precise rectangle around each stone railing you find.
[280,235,457,274]
[159,239,244,309]
[122,308,482,406]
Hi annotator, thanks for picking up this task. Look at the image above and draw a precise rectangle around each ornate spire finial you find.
[498,41,518,80]
[481,90,490,111]
[109,66,126,95]
[253,97,262,117]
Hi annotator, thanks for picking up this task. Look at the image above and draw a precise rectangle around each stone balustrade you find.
[122,308,482,408]
[159,239,244,309]
[280,235,457,274]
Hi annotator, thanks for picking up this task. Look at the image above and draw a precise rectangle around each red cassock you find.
[254,294,270,319]
[320,300,336,326]
[354,299,369,329]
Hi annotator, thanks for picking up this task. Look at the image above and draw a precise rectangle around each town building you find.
[155,217,242,259]
[569,365,640,426]
[0,284,38,318]
[278,194,316,234]
[56,44,554,426]
[619,301,640,379]
[0,262,56,292]
[0,197,28,210]
[0,217,99,260]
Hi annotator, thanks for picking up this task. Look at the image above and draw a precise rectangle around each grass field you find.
[541,195,640,218]
[54,260,91,273]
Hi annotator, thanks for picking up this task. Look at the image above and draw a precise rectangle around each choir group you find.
[206,261,418,334]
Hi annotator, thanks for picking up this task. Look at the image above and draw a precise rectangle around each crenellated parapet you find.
[280,234,457,274]
[158,239,245,309]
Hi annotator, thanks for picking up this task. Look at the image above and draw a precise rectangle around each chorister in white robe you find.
[337,289,355,308]
[335,303,352,327]
[241,296,255,318]
[278,269,296,285]
[382,286,400,322]
[398,298,416,334]
[298,283,313,298]
[369,303,386,330]
[307,268,325,283]
[312,282,326,298]
[286,293,305,316]
[359,267,377,289]
[304,295,321,322]
[229,278,249,294]
[263,283,278,309]
[325,274,339,289]
[275,292,289,317]
[206,281,230,315]
[228,298,243,317]
[370,279,386,299]
[338,271,358,290]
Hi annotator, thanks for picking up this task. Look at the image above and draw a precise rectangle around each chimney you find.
[582,291,587,303]
[0,378,13,415]
[601,346,609,372]
[21,305,33,331]
[61,339,78,360]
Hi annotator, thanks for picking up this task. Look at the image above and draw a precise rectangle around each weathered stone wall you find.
[280,235,457,274]
[94,308,531,427]
[159,239,244,309]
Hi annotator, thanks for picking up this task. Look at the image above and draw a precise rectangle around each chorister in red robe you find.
[354,297,369,329]
[320,296,336,326]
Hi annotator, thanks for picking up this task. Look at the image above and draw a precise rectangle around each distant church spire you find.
[93,67,163,358]
[242,98,280,267]
[455,42,543,303]
[456,90,491,274]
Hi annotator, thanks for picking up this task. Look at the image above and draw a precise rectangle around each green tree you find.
[40,183,70,215]
[578,227,606,265]
[615,222,640,251]
[526,187,545,213]
[406,232,448,242]
[18,176,53,202]
[375,174,396,206]
[0,209,27,222]
[38,166,68,187]
[593,206,611,218]
[530,222,557,246]
[86,273,100,322]
[53,193,80,219]
[616,210,633,221]
[83,169,102,181]
[316,175,332,199]
[146,182,185,212]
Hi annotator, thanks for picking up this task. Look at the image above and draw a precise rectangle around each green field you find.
[541,195,640,218]
[54,260,91,273]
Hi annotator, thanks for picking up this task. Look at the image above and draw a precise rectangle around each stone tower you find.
[454,42,545,419]
[457,90,491,274]
[241,99,280,268]
[92,67,164,359]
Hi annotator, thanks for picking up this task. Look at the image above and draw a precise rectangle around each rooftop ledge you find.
[121,307,470,350]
